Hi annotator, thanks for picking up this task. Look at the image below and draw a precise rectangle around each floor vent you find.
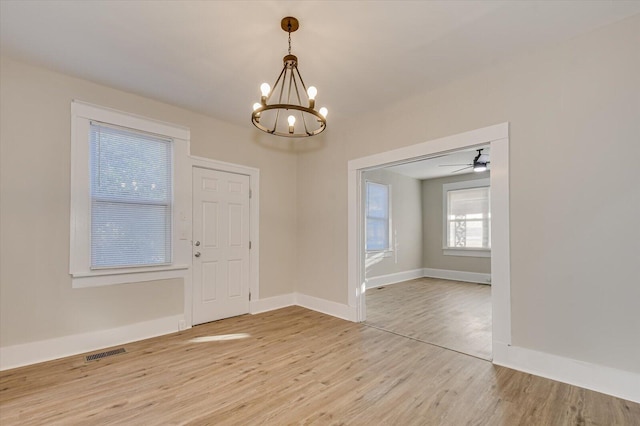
[85,348,126,362]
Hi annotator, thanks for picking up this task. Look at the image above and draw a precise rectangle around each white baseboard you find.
[250,293,296,314]
[366,268,424,289]
[0,314,184,371]
[296,293,358,322]
[493,341,640,403]
[423,267,491,284]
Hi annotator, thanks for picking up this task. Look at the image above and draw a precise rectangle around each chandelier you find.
[251,17,327,137]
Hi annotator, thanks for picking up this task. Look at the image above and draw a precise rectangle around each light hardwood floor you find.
[365,278,492,360]
[1,306,638,425]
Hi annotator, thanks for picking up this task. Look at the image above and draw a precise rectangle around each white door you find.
[192,167,250,325]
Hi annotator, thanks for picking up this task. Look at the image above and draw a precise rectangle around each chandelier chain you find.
[288,26,292,55]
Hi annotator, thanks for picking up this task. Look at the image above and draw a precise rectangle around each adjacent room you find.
[1,1,639,424]
[363,148,493,360]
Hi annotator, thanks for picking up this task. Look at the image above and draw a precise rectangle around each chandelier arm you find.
[290,68,302,107]
[286,67,295,105]
[270,65,290,133]
[277,66,287,105]
[301,108,311,136]
[290,68,311,135]
[271,108,281,134]
[294,66,309,93]
[268,65,287,104]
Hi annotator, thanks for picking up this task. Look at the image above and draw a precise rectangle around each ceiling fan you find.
[439,149,490,173]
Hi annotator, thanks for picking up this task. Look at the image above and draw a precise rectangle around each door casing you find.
[347,123,511,352]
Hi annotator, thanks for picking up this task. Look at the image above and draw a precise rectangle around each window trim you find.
[442,178,490,257]
[70,101,191,288]
[364,180,392,253]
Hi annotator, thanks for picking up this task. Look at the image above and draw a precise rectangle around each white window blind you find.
[366,182,390,251]
[90,122,173,268]
[446,186,490,248]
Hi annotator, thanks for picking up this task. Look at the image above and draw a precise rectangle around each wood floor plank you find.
[366,277,492,359]
[1,306,638,425]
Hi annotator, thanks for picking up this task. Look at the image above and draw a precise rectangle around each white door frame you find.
[185,155,260,328]
[347,122,512,350]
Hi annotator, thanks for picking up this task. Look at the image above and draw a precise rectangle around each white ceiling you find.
[2,1,639,129]
[386,146,490,180]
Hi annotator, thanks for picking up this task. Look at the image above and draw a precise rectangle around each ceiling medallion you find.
[251,17,327,137]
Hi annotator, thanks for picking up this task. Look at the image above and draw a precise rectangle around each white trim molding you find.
[0,315,185,371]
[69,100,192,288]
[443,248,491,258]
[251,293,357,322]
[366,269,424,289]
[250,293,296,315]
[422,268,491,285]
[347,123,511,348]
[493,342,640,404]
[295,294,358,322]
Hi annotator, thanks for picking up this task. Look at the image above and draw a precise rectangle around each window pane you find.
[366,182,388,219]
[446,185,490,248]
[91,202,172,267]
[365,182,390,250]
[90,123,172,268]
[91,124,171,204]
[366,218,388,251]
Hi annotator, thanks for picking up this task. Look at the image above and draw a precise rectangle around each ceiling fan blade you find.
[451,166,473,173]
[439,163,471,167]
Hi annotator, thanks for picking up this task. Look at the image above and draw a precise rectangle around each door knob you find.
[195,241,201,246]
[194,252,201,257]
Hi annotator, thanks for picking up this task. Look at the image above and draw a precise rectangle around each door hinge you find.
[249,189,252,199]
[249,291,251,301]
[249,241,252,249]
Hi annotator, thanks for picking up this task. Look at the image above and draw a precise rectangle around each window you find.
[443,179,490,257]
[90,123,172,268]
[70,101,190,287]
[365,181,391,251]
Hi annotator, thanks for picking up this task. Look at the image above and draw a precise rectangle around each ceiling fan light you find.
[473,163,487,172]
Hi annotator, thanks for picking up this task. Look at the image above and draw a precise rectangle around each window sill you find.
[442,248,491,258]
[366,250,393,258]
[71,264,189,288]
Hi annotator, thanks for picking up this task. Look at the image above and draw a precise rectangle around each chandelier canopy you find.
[251,17,327,138]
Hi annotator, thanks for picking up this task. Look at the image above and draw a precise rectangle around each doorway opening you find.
[347,123,511,358]
[361,147,492,359]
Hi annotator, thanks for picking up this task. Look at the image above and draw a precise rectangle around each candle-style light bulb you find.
[260,83,271,97]
[288,115,296,134]
[253,103,261,111]
[307,86,317,100]
[319,107,328,118]
[307,86,317,109]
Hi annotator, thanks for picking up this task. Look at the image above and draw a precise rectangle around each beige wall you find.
[0,57,298,347]
[1,14,639,377]
[362,169,422,278]
[422,172,491,273]
[296,15,640,373]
